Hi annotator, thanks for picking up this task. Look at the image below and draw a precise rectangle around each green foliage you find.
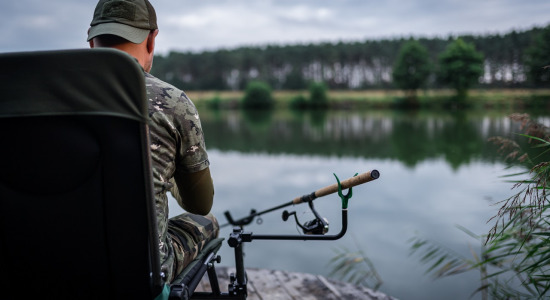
[437,38,484,99]
[409,228,489,299]
[328,244,383,290]
[392,40,432,97]
[308,81,329,109]
[206,95,221,109]
[289,94,308,109]
[309,110,328,128]
[288,82,329,110]
[242,81,274,109]
[525,25,550,87]
[242,109,274,133]
[283,68,307,90]
[151,27,544,90]
[410,113,550,299]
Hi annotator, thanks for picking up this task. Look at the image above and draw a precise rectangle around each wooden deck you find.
[195,266,397,300]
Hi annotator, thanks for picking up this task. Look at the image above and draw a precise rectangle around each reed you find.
[409,113,550,299]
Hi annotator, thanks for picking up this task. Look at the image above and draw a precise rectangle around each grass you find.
[186,89,550,110]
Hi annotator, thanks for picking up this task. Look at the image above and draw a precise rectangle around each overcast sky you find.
[1,0,549,55]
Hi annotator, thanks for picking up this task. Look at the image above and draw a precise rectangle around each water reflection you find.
[175,109,549,300]
[201,109,543,168]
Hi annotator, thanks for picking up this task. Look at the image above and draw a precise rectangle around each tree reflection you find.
[200,109,537,168]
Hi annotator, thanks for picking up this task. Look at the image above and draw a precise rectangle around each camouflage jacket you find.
[145,72,210,277]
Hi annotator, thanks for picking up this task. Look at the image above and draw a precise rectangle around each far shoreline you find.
[187,88,550,111]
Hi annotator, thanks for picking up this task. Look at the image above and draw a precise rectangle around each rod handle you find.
[292,170,380,204]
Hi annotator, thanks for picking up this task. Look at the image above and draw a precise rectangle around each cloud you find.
[152,0,550,53]
[0,0,549,54]
[277,5,333,23]
[18,15,57,29]
[0,0,95,52]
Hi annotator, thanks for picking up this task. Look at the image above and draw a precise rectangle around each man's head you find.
[88,0,159,72]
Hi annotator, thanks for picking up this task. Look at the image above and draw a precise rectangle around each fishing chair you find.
[0,49,223,300]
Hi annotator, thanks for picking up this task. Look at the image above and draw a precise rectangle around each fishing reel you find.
[282,200,329,235]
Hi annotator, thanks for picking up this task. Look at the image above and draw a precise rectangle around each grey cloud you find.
[0,0,95,52]
[1,0,549,54]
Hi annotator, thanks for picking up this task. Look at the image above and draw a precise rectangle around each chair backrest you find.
[0,49,163,299]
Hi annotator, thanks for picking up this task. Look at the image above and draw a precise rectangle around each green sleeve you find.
[170,167,214,215]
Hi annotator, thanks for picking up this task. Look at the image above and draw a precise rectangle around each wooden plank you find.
[272,270,303,300]
[324,277,397,300]
[192,266,396,300]
[213,266,232,293]
[272,270,338,300]
[316,275,343,299]
[194,273,208,292]
[191,266,231,295]
[244,270,262,300]
[246,268,290,299]
[199,266,262,300]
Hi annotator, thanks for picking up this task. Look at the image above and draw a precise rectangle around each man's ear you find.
[87,28,94,48]
[146,29,159,54]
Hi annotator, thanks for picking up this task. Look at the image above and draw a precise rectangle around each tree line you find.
[151,25,550,91]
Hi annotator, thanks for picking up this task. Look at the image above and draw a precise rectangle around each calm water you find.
[169,109,548,300]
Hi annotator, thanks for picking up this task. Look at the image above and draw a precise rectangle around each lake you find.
[168,108,548,300]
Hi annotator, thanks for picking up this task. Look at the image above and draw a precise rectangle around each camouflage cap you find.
[88,0,158,44]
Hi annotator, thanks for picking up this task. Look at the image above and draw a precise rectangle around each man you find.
[87,0,218,282]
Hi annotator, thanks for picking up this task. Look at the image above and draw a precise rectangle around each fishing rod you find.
[221,169,380,296]
[222,169,380,229]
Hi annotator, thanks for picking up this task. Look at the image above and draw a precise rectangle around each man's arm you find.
[170,167,214,215]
